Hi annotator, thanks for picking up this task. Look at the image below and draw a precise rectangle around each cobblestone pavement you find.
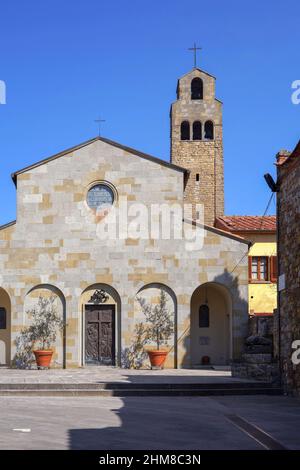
[0,366,256,384]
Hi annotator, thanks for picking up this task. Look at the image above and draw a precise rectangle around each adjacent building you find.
[276,141,300,394]
[215,216,277,318]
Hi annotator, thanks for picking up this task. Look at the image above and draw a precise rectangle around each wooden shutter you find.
[270,256,278,283]
[248,256,252,281]
[266,256,270,281]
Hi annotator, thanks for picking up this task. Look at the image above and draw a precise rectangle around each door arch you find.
[80,284,121,366]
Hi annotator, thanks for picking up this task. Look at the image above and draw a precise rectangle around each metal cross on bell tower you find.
[188,42,202,68]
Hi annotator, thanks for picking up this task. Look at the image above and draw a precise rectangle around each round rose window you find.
[87,184,114,211]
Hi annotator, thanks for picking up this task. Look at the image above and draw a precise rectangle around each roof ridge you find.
[0,220,16,230]
[178,67,217,80]
[184,218,251,245]
[11,135,189,186]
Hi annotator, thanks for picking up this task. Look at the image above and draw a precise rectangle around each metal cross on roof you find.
[188,42,202,68]
[94,116,106,137]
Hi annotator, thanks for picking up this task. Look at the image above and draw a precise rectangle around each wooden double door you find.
[85,305,115,365]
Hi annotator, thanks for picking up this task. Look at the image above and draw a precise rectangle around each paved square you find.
[0,395,299,450]
[0,366,251,385]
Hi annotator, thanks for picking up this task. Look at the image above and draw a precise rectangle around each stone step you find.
[0,381,278,390]
[0,383,283,397]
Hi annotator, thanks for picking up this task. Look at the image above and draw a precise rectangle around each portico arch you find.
[135,283,177,368]
[0,288,11,365]
[24,284,66,367]
[190,282,232,366]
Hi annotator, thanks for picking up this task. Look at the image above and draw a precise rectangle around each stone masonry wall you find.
[170,68,224,225]
[278,150,300,394]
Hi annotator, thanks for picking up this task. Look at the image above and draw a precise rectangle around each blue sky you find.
[0,0,299,225]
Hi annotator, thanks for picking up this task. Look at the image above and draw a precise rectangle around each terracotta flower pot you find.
[147,350,168,369]
[33,350,53,368]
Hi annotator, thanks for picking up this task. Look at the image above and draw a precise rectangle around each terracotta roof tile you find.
[276,140,300,167]
[215,215,276,232]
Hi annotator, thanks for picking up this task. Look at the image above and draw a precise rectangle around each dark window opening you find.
[191,77,203,100]
[181,121,190,140]
[0,308,6,329]
[196,173,200,182]
[193,121,202,140]
[199,304,209,328]
[204,121,214,140]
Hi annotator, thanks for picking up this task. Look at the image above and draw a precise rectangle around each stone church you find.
[0,66,250,369]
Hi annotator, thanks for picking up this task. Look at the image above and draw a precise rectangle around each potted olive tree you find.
[137,289,174,369]
[122,322,150,369]
[26,295,65,368]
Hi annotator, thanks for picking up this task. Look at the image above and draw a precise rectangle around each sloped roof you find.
[184,218,251,245]
[0,220,16,231]
[178,67,216,81]
[215,215,276,233]
[11,136,189,186]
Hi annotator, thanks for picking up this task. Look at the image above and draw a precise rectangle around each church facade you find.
[0,67,250,369]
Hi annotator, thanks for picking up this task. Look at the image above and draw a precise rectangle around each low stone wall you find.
[249,315,273,338]
[232,355,280,383]
[232,313,280,383]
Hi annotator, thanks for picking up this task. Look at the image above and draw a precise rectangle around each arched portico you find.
[0,288,11,365]
[24,284,66,368]
[190,282,232,366]
[135,283,177,368]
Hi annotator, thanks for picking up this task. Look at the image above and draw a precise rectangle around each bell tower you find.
[170,67,224,226]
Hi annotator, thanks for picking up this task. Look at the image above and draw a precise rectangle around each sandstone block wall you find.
[170,68,224,225]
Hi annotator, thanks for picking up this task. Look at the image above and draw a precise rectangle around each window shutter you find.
[248,256,252,281]
[270,256,278,283]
